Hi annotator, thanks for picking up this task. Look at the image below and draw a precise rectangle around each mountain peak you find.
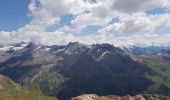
[68,42,86,47]
[64,42,87,55]
[24,42,37,49]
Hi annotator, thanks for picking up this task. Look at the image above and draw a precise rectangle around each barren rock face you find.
[71,94,99,100]
[72,94,170,100]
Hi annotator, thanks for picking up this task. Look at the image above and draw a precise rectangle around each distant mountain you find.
[0,42,170,100]
[123,45,170,55]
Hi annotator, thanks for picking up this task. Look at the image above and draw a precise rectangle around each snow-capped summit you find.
[0,42,32,52]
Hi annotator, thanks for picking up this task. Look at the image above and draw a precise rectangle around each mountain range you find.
[0,42,170,100]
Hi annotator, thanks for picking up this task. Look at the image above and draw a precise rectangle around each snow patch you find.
[52,48,65,54]
[45,47,51,51]
[0,46,14,51]
[21,43,29,47]
[33,46,41,51]
[64,49,72,54]
[101,50,110,57]
[13,47,25,51]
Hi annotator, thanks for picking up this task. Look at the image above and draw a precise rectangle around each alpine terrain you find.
[0,42,170,100]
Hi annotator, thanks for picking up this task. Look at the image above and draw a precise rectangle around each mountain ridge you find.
[0,42,170,100]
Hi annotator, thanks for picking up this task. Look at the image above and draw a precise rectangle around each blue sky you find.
[0,0,31,31]
[0,0,170,46]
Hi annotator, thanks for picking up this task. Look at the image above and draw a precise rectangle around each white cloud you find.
[59,12,113,33]
[112,0,170,14]
[99,12,157,34]
[0,0,170,47]
[99,12,170,35]
[58,0,115,33]
[98,23,124,34]
[19,0,60,32]
[19,0,94,32]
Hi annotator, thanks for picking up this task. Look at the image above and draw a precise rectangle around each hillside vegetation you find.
[0,75,56,100]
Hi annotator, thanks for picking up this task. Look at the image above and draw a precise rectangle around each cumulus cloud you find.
[0,0,170,47]
[58,0,114,33]
[112,0,170,14]
[19,0,95,32]
[98,13,157,34]
[112,0,158,13]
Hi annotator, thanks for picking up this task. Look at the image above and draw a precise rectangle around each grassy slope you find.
[133,55,170,93]
[0,75,56,100]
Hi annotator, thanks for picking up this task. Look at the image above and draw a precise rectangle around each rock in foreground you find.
[72,94,170,100]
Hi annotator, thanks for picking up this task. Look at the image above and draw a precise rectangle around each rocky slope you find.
[72,94,170,100]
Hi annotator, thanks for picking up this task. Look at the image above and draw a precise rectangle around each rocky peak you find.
[64,42,88,54]
[67,42,86,49]
[24,42,37,49]
[89,43,123,57]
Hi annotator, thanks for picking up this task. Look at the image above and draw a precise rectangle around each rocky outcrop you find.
[72,94,170,100]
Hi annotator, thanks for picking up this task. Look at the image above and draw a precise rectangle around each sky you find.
[0,0,31,31]
[0,0,170,47]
